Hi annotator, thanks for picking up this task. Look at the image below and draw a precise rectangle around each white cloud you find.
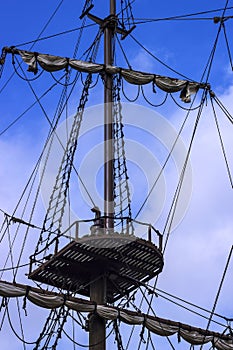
[130,49,156,71]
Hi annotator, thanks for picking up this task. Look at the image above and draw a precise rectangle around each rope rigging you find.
[34,306,70,350]
[162,95,206,243]
[31,21,102,264]
[7,24,97,50]
[200,0,232,84]
[32,73,93,260]
[0,23,101,281]
[0,0,233,349]
[1,279,233,349]
[133,87,207,221]
[200,245,233,350]
[115,272,232,328]
[0,77,65,137]
[61,320,114,348]
[129,34,192,81]
[210,93,233,188]
[0,0,66,96]
[222,21,233,70]
[0,56,92,280]
[113,319,124,350]
[119,0,136,33]
[131,9,233,24]
[113,75,133,233]
[128,90,207,348]
[5,300,36,345]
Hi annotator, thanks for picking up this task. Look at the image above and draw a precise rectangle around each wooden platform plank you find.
[29,235,163,302]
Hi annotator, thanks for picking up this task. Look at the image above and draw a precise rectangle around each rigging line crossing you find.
[210,94,233,188]
[29,0,65,50]
[132,16,233,24]
[149,332,162,350]
[0,79,63,137]
[113,319,124,350]
[134,89,206,221]
[129,34,192,81]
[213,95,233,124]
[34,309,59,349]
[2,279,231,347]
[113,76,133,233]
[69,310,85,332]
[162,92,206,245]
[201,22,222,83]
[5,218,15,278]
[3,85,63,278]
[73,7,89,58]
[125,290,147,349]
[0,74,91,276]
[0,146,51,264]
[0,170,39,279]
[143,92,207,326]
[14,54,97,209]
[155,290,228,328]
[200,245,233,350]
[124,273,166,349]
[35,76,93,254]
[117,270,231,326]
[50,308,70,349]
[0,3,99,162]
[156,287,230,323]
[30,29,104,257]
[123,0,135,30]
[11,170,40,281]
[116,34,132,69]
[8,24,97,50]
[0,300,7,333]
[12,56,44,82]
[49,71,78,86]
[0,0,65,95]
[119,273,229,328]
[54,9,93,233]
[16,297,26,350]
[61,321,114,348]
[135,288,177,350]
[200,0,230,83]
[0,262,31,272]
[222,22,233,70]
[130,7,233,23]
[117,0,136,17]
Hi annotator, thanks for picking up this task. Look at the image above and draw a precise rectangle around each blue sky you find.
[0,1,233,349]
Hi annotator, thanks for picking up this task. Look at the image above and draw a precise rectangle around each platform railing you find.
[70,216,163,251]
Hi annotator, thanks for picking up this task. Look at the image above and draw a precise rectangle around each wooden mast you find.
[89,1,116,349]
[104,0,116,231]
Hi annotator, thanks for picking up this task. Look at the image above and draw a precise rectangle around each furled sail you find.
[0,280,232,350]
[2,47,205,103]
